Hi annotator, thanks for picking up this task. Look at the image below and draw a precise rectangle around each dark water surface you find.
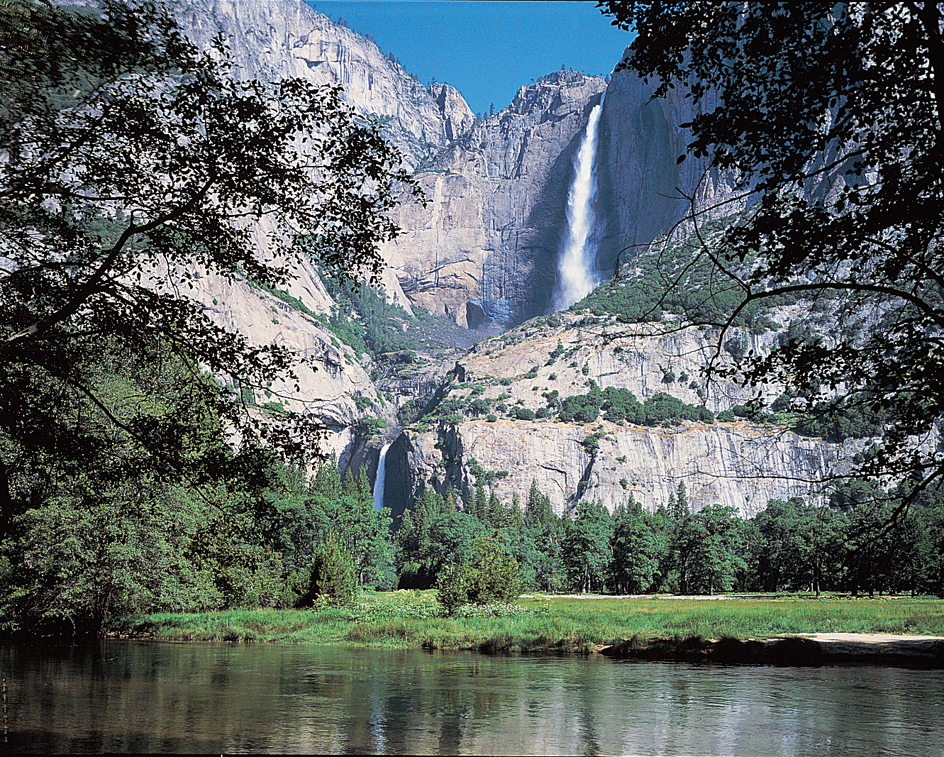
[1,640,942,755]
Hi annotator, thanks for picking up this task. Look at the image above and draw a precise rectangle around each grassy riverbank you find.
[109,592,944,654]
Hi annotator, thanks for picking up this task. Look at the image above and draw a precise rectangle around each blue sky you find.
[309,1,633,116]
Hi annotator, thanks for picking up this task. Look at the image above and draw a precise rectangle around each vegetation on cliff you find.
[600,0,944,517]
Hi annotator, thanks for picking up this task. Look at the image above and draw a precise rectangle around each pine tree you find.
[465,485,478,520]
[475,478,488,523]
[667,492,679,520]
[488,490,502,528]
[676,482,690,519]
[310,531,357,607]
[525,479,554,526]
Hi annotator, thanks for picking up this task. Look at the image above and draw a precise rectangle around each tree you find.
[0,338,297,634]
[524,480,554,527]
[465,535,522,604]
[397,487,484,588]
[685,504,746,594]
[0,0,419,539]
[599,1,944,514]
[436,535,522,614]
[609,496,665,594]
[308,465,394,590]
[306,531,357,608]
[562,500,613,593]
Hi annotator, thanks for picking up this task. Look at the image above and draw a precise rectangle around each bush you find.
[357,416,388,438]
[435,536,522,614]
[466,537,522,605]
[436,563,471,615]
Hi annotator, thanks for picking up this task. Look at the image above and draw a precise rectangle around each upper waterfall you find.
[553,92,605,311]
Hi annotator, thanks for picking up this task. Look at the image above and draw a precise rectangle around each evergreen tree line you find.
[394,479,944,599]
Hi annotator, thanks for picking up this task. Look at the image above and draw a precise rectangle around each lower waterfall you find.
[372,442,390,511]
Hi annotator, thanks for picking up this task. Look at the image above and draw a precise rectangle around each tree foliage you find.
[436,535,522,613]
[599,1,944,511]
[0,0,419,539]
[308,531,357,608]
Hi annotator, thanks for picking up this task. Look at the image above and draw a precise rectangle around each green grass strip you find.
[110,592,944,652]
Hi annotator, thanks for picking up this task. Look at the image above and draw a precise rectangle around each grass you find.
[108,592,944,654]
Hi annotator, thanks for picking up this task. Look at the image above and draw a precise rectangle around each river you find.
[2,641,941,755]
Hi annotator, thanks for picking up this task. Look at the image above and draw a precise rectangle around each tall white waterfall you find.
[372,443,390,511]
[553,94,605,310]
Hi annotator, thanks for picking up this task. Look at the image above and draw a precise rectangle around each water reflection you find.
[1,641,942,755]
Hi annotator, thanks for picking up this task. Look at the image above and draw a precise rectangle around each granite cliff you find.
[382,310,854,519]
[382,71,608,329]
[162,0,848,517]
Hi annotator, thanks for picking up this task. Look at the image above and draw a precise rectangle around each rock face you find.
[165,0,476,463]
[176,0,472,168]
[175,3,736,336]
[385,418,839,520]
[383,311,855,519]
[160,0,852,518]
[595,67,736,274]
[383,71,609,329]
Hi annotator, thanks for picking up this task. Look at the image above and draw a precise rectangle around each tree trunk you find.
[0,456,12,543]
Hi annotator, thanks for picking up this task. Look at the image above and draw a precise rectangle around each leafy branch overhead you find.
[599,1,944,507]
[0,0,422,515]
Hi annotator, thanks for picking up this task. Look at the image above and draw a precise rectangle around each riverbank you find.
[105,592,944,665]
[600,631,944,667]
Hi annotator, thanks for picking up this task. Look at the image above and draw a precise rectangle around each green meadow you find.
[110,592,944,654]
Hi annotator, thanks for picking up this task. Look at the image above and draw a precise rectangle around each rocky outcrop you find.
[176,0,472,169]
[456,310,798,414]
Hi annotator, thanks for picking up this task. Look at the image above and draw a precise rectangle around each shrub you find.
[436,563,471,615]
[468,398,491,416]
[357,416,388,438]
[353,395,375,411]
[466,537,522,604]
[436,536,522,614]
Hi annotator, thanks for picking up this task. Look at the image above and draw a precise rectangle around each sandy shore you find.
[801,632,944,658]
[600,632,944,667]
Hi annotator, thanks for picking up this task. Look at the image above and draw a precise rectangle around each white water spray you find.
[554,94,605,310]
[372,443,390,511]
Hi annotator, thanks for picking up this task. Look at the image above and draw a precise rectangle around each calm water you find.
[1,641,942,755]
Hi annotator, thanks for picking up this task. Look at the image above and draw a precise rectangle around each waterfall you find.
[372,443,390,511]
[553,93,605,311]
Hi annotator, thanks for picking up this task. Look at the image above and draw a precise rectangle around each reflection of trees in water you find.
[574,662,605,756]
[6,642,942,754]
